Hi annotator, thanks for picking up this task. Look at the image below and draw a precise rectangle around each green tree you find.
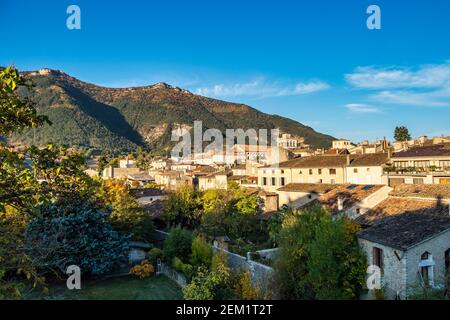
[190,236,213,267]
[183,252,233,300]
[0,66,50,135]
[163,226,194,263]
[274,206,367,300]
[25,201,129,276]
[98,179,154,242]
[0,67,51,298]
[135,147,152,171]
[394,126,411,142]
[163,186,201,227]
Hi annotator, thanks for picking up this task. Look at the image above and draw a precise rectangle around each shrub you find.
[163,226,193,263]
[190,236,213,267]
[172,257,184,272]
[172,256,194,279]
[130,260,154,279]
[148,248,163,265]
[234,271,262,300]
[183,254,233,301]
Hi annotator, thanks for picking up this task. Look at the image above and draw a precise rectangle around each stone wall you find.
[404,229,450,297]
[358,238,407,299]
[213,246,274,293]
[359,230,450,299]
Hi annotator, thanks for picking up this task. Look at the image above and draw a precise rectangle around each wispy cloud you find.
[345,63,450,89]
[345,103,382,113]
[370,90,450,107]
[194,78,330,99]
[345,61,450,107]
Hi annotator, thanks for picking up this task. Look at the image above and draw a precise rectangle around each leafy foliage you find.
[183,252,233,300]
[394,126,411,142]
[97,179,154,242]
[190,236,213,267]
[25,202,130,276]
[0,67,50,136]
[130,260,155,279]
[234,270,262,300]
[274,206,367,300]
[163,186,201,228]
[163,226,194,263]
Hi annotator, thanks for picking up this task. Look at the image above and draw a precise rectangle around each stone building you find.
[358,213,450,299]
[356,184,450,299]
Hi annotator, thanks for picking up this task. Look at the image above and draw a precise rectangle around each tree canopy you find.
[394,126,411,142]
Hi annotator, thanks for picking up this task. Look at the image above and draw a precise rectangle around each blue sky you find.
[1,0,450,142]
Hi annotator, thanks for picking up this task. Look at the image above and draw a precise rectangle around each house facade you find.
[358,214,450,299]
[346,153,389,185]
[383,143,450,186]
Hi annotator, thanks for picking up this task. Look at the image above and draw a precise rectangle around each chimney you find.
[337,197,344,211]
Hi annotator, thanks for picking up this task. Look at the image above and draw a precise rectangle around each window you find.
[329,169,336,175]
[299,170,303,174]
[262,177,267,186]
[373,247,383,272]
[353,168,358,173]
[356,208,361,214]
[281,170,285,174]
[420,252,434,287]
[413,178,424,185]
[318,179,323,183]
[309,169,313,175]
[280,177,286,186]
[318,169,322,174]
[367,168,370,172]
[271,177,276,186]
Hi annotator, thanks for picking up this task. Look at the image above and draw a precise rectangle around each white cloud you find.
[345,103,382,113]
[345,63,450,89]
[370,90,450,107]
[194,78,329,98]
[345,61,450,108]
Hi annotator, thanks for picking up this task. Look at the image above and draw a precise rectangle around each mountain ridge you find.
[10,68,335,154]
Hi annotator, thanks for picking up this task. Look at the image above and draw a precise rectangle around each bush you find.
[234,271,262,300]
[148,248,163,265]
[190,236,213,267]
[172,257,184,272]
[163,226,193,263]
[172,256,194,279]
[183,253,233,300]
[130,260,154,279]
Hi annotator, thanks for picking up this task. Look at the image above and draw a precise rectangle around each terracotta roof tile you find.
[389,184,450,200]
